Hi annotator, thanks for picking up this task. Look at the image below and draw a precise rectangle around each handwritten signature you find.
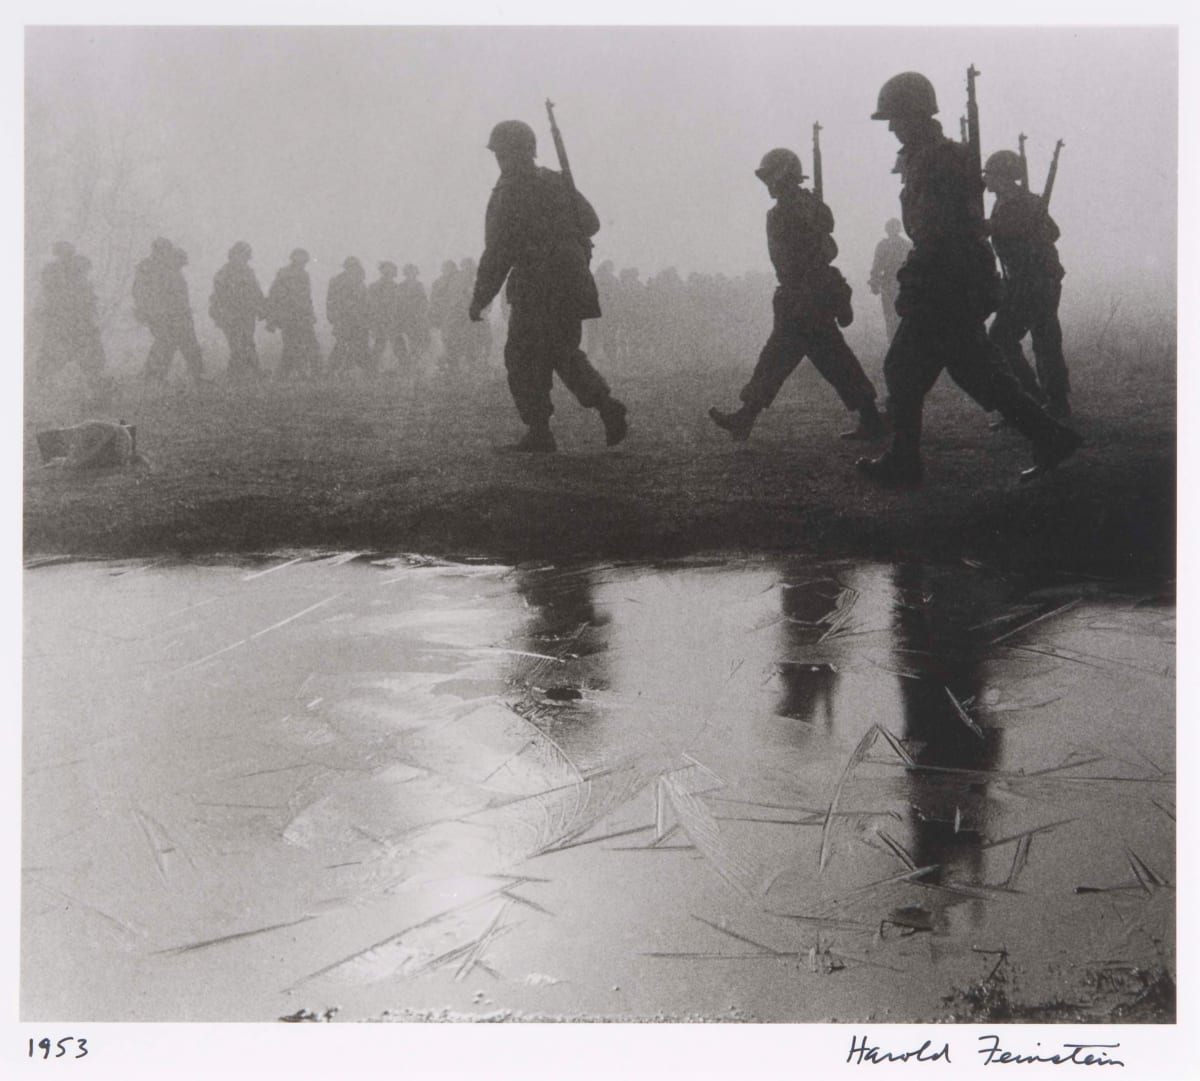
[847,1034,1125,1067]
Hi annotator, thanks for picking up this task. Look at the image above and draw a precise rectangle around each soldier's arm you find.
[573,188,601,239]
[472,188,521,311]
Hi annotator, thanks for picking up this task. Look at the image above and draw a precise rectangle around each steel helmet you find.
[487,119,537,157]
[755,147,806,184]
[885,218,902,236]
[984,150,1024,181]
[228,240,252,261]
[342,256,363,271]
[872,72,939,120]
[52,240,76,260]
[379,260,398,275]
[290,248,310,265]
[151,236,175,257]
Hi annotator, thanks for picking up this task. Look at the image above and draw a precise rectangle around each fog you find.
[26,25,1177,327]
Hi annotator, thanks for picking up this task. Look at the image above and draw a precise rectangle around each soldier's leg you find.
[988,305,1043,401]
[303,325,322,378]
[806,323,885,439]
[551,313,628,446]
[504,304,556,430]
[946,324,1080,478]
[145,332,172,383]
[279,326,297,378]
[179,320,205,382]
[36,334,70,387]
[858,314,950,483]
[881,291,900,343]
[368,327,387,370]
[1029,282,1070,417]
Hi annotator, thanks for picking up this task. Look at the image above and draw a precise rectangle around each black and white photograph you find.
[14,4,1193,1076]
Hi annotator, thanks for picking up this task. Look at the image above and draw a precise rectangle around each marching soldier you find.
[708,147,885,443]
[468,119,628,451]
[868,218,911,343]
[265,248,321,379]
[396,263,431,364]
[326,256,371,375]
[367,261,404,371]
[209,240,266,380]
[858,72,1079,485]
[132,237,205,385]
[984,149,1071,418]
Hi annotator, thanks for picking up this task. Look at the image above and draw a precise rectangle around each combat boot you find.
[856,450,923,487]
[598,397,629,447]
[840,402,888,441]
[708,404,758,442]
[503,424,557,453]
[1019,426,1081,482]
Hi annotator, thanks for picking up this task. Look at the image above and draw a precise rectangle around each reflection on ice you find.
[23,554,1175,1021]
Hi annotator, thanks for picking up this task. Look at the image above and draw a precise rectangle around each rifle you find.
[965,65,984,217]
[960,116,968,144]
[1018,132,1030,188]
[545,98,593,254]
[1043,139,1064,208]
[811,121,824,203]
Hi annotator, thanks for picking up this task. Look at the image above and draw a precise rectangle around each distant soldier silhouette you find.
[367,261,404,371]
[984,150,1071,418]
[708,147,885,443]
[36,241,107,392]
[396,263,431,365]
[326,256,371,375]
[469,119,628,452]
[586,260,620,364]
[857,72,1079,485]
[265,249,321,379]
[615,266,646,365]
[868,218,911,342]
[459,257,492,366]
[132,237,205,385]
[430,260,467,373]
[209,241,266,380]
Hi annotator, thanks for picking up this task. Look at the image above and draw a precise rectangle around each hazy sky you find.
[25,24,1177,310]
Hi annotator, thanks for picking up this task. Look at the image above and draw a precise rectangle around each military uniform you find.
[266,260,321,378]
[471,162,614,429]
[367,268,404,369]
[209,253,266,379]
[326,262,371,374]
[864,106,1077,483]
[739,186,876,413]
[396,268,431,363]
[988,188,1069,416]
[133,243,204,384]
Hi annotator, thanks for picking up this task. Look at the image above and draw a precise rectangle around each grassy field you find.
[23,344,1175,582]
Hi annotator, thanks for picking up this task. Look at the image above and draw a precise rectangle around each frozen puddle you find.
[22,555,1175,1021]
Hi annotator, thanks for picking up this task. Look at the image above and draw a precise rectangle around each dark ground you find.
[23,356,1175,583]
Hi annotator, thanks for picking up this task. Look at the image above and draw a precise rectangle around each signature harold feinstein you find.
[847,1034,1126,1067]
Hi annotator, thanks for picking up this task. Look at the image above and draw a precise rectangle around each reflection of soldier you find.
[209,241,266,380]
[709,148,884,442]
[327,257,371,375]
[775,571,842,729]
[984,151,1070,419]
[858,73,1080,486]
[36,242,107,390]
[367,261,404,370]
[265,249,321,379]
[868,218,911,343]
[891,563,996,888]
[132,237,204,384]
[469,120,628,452]
[396,263,431,364]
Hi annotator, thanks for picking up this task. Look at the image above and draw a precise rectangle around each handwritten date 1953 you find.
[28,1037,88,1060]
